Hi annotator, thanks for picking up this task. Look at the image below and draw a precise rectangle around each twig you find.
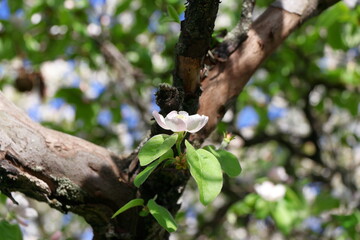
[212,0,255,61]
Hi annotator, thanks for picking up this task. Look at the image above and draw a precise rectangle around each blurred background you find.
[0,0,360,239]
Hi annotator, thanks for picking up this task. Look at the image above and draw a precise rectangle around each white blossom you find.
[268,167,289,182]
[254,181,286,202]
[153,110,208,133]
[6,193,38,220]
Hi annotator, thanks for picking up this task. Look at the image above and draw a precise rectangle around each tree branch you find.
[212,0,255,60]
[192,0,341,143]
[174,0,220,99]
[0,92,137,239]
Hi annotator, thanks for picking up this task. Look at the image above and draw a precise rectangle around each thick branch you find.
[174,0,220,97]
[0,92,136,239]
[212,0,255,60]
[192,0,340,143]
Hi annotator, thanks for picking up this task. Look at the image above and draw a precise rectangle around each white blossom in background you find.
[344,0,358,8]
[153,111,209,133]
[64,0,75,9]
[151,54,169,73]
[302,185,319,202]
[30,13,41,24]
[222,109,234,123]
[215,14,232,29]
[39,104,75,123]
[254,181,286,202]
[40,59,73,96]
[49,25,68,35]
[6,192,38,221]
[115,123,134,153]
[276,108,310,136]
[87,23,101,36]
[268,167,289,182]
[117,11,134,31]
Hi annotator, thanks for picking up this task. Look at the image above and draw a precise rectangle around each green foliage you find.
[134,149,173,187]
[185,140,223,205]
[272,199,299,235]
[0,0,359,239]
[203,145,242,177]
[0,193,7,204]
[148,199,177,232]
[111,199,145,218]
[312,192,340,215]
[138,134,178,166]
[0,220,22,240]
[167,5,180,23]
[332,212,360,239]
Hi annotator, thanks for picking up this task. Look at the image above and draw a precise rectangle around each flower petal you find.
[165,117,187,132]
[166,110,179,118]
[186,114,209,133]
[152,111,170,130]
[178,111,189,117]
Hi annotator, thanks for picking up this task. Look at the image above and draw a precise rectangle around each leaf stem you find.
[176,131,185,155]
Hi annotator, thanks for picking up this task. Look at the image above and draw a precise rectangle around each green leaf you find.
[0,193,7,204]
[160,16,176,24]
[0,220,22,240]
[167,5,180,23]
[333,213,359,229]
[332,212,360,238]
[271,200,296,235]
[139,209,149,217]
[148,199,177,232]
[254,197,271,219]
[112,199,144,218]
[138,134,178,166]
[203,146,241,177]
[134,149,173,187]
[115,0,132,14]
[24,34,40,52]
[312,192,340,215]
[185,141,223,205]
[327,22,347,50]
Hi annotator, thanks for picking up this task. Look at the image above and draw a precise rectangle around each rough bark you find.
[174,0,220,114]
[0,0,341,239]
[212,0,255,60]
[0,92,137,239]
[192,0,340,143]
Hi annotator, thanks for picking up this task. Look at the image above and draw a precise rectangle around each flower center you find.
[176,115,186,120]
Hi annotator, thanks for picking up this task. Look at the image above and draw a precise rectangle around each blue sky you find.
[0,0,10,20]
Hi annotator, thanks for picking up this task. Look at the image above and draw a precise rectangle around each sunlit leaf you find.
[134,149,173,187]
[112,199,144,218]
[148,199,177,232]
[167,5,180,23]
[185,141,223,205]
[203,145,241,177]
[138,133,178,166]
[271,200,297,235]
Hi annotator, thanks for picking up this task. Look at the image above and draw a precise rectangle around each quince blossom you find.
[268,167,289,182]
[153,110,208,133]
[254,181,286,202]
[6,193,38,221]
